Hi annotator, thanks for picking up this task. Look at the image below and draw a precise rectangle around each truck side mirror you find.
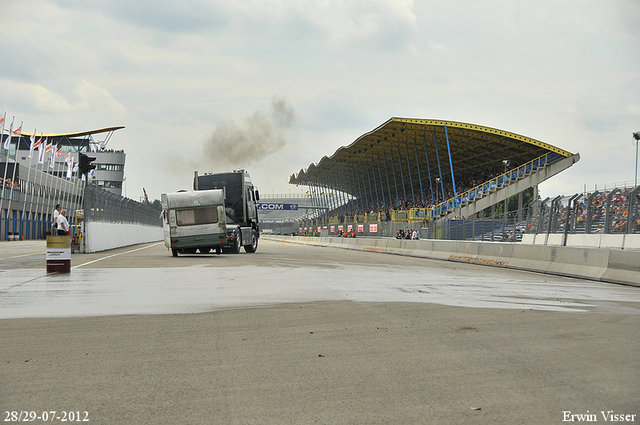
[255,190,260,201]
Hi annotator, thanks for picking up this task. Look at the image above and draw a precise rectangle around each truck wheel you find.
[216,247,221,255]
[233,231,242,254]
[172,248,178,257]
[245,230,258,253]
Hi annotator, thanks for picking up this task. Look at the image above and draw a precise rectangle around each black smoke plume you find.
[203,96,295,167]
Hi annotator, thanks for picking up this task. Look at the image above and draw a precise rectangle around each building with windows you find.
[11,126,126,196]
[88,149,126,195]
[1,126,126,240]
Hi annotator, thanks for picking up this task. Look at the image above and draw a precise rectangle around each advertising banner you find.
[256,203,298,210]
[46,236,71,273]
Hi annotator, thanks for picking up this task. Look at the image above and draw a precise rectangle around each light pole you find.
[634,132,640,187]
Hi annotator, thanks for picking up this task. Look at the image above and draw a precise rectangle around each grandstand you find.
[289,118,580,233]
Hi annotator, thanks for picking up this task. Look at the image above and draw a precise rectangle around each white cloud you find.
[0,0,638,201]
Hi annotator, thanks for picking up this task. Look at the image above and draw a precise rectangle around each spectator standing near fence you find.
[52,204,61,234]
[56,209,70,236]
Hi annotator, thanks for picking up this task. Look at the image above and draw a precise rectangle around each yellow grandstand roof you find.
[10,126,125,138]
[289,117,573,187]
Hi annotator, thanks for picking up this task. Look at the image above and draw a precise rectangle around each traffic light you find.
[79,153,96,178]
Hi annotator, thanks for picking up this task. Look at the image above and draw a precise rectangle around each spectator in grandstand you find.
[613,217,627,233]
[1,178,20,190]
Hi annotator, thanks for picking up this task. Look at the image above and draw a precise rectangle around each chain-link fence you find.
[83,184,162,227]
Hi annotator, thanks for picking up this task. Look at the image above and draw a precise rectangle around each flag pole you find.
[52,143,70,229]
[21,129,38,239]
[0,115,15,238]
[38,138,52,235]
[5,122,24,236]
[0,112,6,237]
[50,143,62,229]
[33,134,47,237]
[47,142,59,234]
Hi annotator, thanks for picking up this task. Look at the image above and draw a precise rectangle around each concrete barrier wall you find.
[624,235,640,250]
[85,222,163,253]
[602,250,640,285]
[267,235,640,287]
[520,233,640,250]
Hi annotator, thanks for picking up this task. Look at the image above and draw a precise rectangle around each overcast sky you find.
[1,0,639,202]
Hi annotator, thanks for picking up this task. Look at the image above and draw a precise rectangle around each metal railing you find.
[1,167,85,240]
[430,152,560,218]
[83,185,162,227]
[526,186,640,236]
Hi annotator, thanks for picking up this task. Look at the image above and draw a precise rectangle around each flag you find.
[66,160,73,179]
[29,133,36,158]
[33,136,42,150]
[65,152,71,164]
[49,144,57,168]
[4,120,13,150]
[38,139,46,164]
[55,147,62,158]
[0,113,5,153]
[45,140,53,152]
[13,123,22,136]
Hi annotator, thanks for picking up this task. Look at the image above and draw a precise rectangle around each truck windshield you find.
[176,207,218,226]
[196,173,244,221]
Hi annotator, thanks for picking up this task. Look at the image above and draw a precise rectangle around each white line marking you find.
[72,243,163,269]
[0,252,43,261]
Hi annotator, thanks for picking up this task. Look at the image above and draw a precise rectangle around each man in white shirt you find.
[56,209,70,236]
[52,204,61,234]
